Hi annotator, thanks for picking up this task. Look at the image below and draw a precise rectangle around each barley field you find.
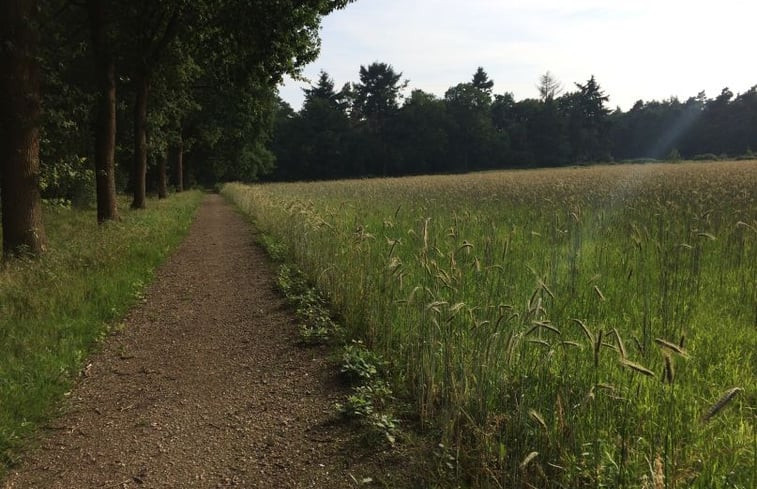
[224,161,756,488]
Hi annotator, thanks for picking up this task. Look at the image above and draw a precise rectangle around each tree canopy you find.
[0,0,353,256]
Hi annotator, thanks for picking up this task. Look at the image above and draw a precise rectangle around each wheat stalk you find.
[593,285,605,301]
[701,387,742,422]
[529,409,548,432]
[520,451,539,470]
[654,337,688,358]
[594,329,604,367]
[652,454,665,489]
[663,354,674,384]
[526,321,561,336]
[613,328,628,359]
[620,358,655,377]
[571,318,594,345]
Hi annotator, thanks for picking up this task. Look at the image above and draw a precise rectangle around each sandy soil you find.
[3,194,399,488]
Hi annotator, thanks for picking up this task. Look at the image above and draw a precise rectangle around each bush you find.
[40,156,95,208]
[666,148,682,161]
[691,153,720,161]
[619,158,659,164]
[736,148,755,160]
[340,340,383,382]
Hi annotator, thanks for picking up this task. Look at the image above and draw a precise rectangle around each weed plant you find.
[223,162,756,488]
[270,249,399,443]
[275,263,343,344]
[0,191,203,473]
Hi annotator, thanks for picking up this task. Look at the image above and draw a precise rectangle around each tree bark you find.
[87,0,119,222]
[173,139,184,192]
[131,69,149,209]
[0,0,47,257]
[157,152,168,199]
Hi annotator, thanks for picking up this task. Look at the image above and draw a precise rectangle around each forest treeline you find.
[0,0,351,257]
[271,64,757,180]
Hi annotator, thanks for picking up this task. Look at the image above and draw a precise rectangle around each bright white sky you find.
[279,0,757,111]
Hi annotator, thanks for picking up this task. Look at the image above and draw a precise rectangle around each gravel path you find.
[3,194,374,488]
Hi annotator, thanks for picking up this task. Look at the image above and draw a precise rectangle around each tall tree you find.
[353,62,405,175]
[182,0,354,184]
[296,71,350,178]
[87,0,119,221]
[0,0,47,256]
[304,71,349,110]
[731,86,757,153]
[471,66,494,96]
[391,89,451,174]
[698,88,735,155]
[562,75,610,162]
[537,71,562,102]
[354,62,405,125]
[609,96,704,160]
[445,81,504,171]
[146,38,202,196]
[121,2,183,209]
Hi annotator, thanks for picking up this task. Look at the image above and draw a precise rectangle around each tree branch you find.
[146,5,182,70]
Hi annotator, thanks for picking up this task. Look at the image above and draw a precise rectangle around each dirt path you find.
[4,194,384,488]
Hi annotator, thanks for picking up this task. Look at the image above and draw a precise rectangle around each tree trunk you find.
[173,139,184,192]
[131,69,149,209]
[87,0,118,223]
[157,153,168,199]
[0,0,47,257]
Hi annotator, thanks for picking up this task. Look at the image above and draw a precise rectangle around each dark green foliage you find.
[610,94,705,160]
[351,62,407,176]
[444,80,507,171]
[388,90,451,175]
[561,75,611,162]
[39,156,95,207]
[270,68,757,181]
[271,73,352,180]
[353,62,405,124]
[666,148,682,161]
[177,1,356,186]
[4,0,354,212]
[340,340,383,382]
[692,153,721,161]
[471,66,494,94]
[268,70,608,179]
[38,2,97,207]
[337,341,398,445]
[274,263,342,344]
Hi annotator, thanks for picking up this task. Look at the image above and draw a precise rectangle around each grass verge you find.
[0,191,203,474]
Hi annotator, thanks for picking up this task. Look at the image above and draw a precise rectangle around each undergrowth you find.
[264,234,400,446]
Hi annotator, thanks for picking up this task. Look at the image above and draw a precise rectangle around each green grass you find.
[0,191,203,473]
[223,161,756,489]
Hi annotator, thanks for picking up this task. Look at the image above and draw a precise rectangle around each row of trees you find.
[0,0,352,257]
[271,64,757,180]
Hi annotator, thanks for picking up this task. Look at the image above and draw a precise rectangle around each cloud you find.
[280,0,757,110]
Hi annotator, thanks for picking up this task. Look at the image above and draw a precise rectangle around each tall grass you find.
[0,191,203,473]
[224,162,756,488]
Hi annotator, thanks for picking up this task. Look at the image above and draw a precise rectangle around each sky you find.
[278,0,757,112]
